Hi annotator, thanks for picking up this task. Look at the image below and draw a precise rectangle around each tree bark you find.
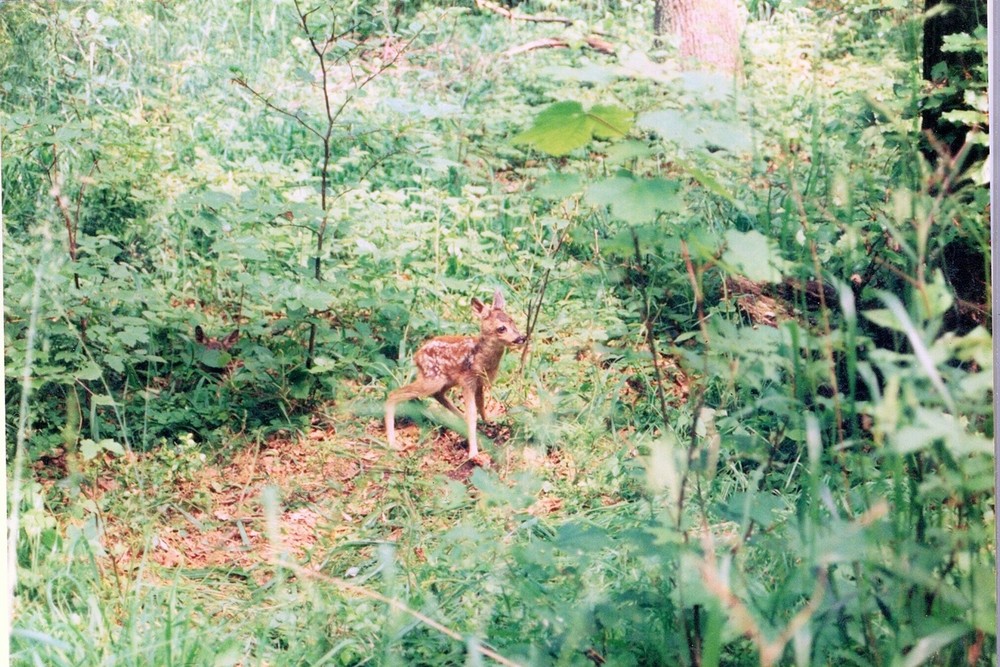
[653,0,742,76]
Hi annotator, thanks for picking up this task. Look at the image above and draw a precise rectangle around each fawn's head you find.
[471,290,527,346]
[195,326,239,351]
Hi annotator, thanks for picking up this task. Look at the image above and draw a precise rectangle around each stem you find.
[631,228,671,428]
[519,225,567,373]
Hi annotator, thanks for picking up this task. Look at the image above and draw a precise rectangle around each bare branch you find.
[503,35,615,57]
[231,77,324,141]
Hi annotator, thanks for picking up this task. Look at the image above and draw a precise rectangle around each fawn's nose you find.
[514,334,527,345]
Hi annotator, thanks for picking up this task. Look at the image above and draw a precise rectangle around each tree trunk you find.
[653,0,742,76]
[921,0,986,156]
[920,0,988,335]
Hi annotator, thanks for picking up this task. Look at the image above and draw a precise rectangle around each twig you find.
[231,77,324,142]
[503,35,615,57]
[519,226,567,373]
[631,228,671,429]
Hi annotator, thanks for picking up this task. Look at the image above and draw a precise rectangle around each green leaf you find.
[585,173,682,224]
[105,354,125,373]
[875,291,955,413]
[861,308,902,332]
[80,438,124,461]
[553,522,611,554]
[639,110,752,153]
[720,229,786,283]
[101,439,125,456]
[119,326,148,347]
[198,348,232,369]
[75,363,103,381]
[901,625,968,667]
[513,101,633,156]
[893,409,990,456]
[604,140,655,164]
[589,104,634,139]
[680,162,736,202]
[533,173,583,200]
[299,287,335,311]
[80,439,100,460]
[941,32,981,53]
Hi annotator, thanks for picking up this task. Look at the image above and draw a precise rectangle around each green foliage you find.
[513,101,634,156]
[5,1,993,666]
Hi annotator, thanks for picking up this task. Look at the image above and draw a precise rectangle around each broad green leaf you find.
[585,173,681,224]
[80,439,100,460]
[102,439,125,456]
[638,110,690,146]
[534,173,583,200]
[920,270,954,319]
[941,32,981,53]
[720,229,786,283]
[469,468,507,501]
[861,308,902,332]
[553,522,612,554]
[105,354,125,373]
[590,104,634,139]
[75,362,103,381]
[513,101,633,156]
[604,140,655,165]
[119,326,148,347]
[942,109,987,126]
[299,287,335,310]
[681,161,736,202]
[198,348,232,369]
[639,110,752,153]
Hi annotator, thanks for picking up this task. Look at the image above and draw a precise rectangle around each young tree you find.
[653,0,743,75]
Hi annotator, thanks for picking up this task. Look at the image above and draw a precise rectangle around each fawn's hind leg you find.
[433,391,463,419]
[386,376,449,450]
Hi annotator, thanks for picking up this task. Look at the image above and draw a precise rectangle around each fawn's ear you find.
[471,297,488,318]
[222,330,240,348]
[491,289,505,311]
[195,326,207,344]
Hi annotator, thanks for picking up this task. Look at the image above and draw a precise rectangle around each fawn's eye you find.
[497,326,507,333]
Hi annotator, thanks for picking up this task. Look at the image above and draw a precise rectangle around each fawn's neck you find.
[471,334,507,376]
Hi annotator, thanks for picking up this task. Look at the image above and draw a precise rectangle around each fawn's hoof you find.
[468,451,492,467]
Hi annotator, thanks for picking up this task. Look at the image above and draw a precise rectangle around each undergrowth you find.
[4,1,992,665]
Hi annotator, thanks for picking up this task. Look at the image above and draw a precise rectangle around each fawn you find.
[385,289,527,460]
[195,326,239,352]
[194,326,241,376]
